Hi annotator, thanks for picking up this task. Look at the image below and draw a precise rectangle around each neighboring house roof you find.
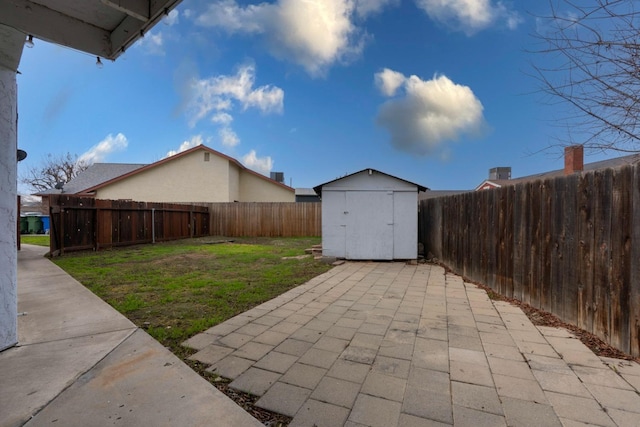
[475,153,640,191]
[39,145,293,196]
[36,163,146,196]
[295,188,319,196]
[313,168,429,195]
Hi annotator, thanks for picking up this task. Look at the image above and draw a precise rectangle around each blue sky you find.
[15,0,614,194]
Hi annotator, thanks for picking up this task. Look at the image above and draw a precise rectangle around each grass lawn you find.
[21,235,50,247]
[52,236,331,355]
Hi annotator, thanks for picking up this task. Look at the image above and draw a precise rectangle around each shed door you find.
[345,191,393,260]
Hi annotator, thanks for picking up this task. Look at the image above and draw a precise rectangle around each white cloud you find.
[186,64,283,127]
[136,30,165,55]
[219,127,240,147]
[196,0,377,76]
[242,149,273,175]
[166,135,203,157]
[211,112,233,125]
[163,9,180,26]
[375,68,406,96]
[374,69,486,155]
[414,0,521,35]
[78,133,128,165]
[355,0,398,18]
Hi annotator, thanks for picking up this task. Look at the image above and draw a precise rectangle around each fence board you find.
[593,169,612,342]
[610,167,632,352]
[540,180,553,313]
[551,177,565,319]
[631,166,640,356]
[577,173,594,332]
[563,174,579,326]
[530,181,543,308]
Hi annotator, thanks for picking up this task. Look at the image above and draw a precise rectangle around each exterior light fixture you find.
[96,57,103,69]
[25,35,34,48]
[17,149,27,162]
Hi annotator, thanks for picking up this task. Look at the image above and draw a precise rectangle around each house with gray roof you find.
[475,146,640,191]
[37,145,294,203]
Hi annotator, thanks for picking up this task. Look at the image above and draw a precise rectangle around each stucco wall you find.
[239,171,295,202]
[228,163,240,202]
[96,150,230,202]
[0,56,18,350]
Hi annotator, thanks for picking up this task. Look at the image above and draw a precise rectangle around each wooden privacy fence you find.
[49,195,209,254]
[419,164,640,357]
[204,202,321,237]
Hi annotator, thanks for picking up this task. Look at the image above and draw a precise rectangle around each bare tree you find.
[21,153,89,193]
[533,0,640,153]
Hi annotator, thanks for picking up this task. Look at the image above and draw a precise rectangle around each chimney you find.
[564,145,584,175]
[489,167,511,180]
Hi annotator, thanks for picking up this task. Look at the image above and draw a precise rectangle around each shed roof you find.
[313,168,428,195]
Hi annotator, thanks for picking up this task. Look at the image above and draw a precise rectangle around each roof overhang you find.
[0,0,182,60]
[313,168,429,195]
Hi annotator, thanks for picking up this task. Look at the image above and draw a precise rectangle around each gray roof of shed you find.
[313,168,428,195]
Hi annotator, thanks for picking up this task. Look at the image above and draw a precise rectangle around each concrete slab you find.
[311,376,361,408]
[402,388,453,424]
[228,367,280,396]
[452,405,507,427]
[280,363,327,389]
[500,397,562,427]
[0,329,134,427]
[207,355,254,379]
[17,253,134,345]
[349,394,401,427]
[290,399,350,427]
[361,372,406,402]
[255,382,311,417]
[23,330,261,427]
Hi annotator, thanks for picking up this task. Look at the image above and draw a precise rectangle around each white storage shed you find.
[314,169,427,260]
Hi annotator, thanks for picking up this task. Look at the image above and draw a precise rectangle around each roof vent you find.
[270,172,284,183]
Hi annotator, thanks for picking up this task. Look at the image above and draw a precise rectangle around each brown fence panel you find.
[206,202,321,237]
[419,163,640,356]
[49,196,210,254]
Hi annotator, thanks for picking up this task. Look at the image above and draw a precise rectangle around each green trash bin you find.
[26,215,43,234]
[20,216,28,234]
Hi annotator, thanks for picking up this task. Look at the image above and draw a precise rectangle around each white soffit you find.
[0,0,182,60]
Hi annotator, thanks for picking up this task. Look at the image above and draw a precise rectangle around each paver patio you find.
[184,262,640,426]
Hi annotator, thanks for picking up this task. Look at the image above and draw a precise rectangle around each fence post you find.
[152,208,156,244]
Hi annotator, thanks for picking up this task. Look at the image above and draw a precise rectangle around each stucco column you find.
[0,25,25,351]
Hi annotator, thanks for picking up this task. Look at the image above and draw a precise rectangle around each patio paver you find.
[182,262,640,427]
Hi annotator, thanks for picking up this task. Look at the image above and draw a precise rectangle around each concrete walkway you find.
[184,262,640,427]
[0,245,261,427]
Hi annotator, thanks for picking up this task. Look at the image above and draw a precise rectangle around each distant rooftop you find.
[37,163,146,195]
